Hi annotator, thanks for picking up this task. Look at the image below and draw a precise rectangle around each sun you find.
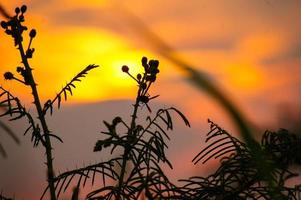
[0,22,154,103]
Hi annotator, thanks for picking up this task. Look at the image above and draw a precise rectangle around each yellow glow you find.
[0,25,153,103]
[225,62,264,91]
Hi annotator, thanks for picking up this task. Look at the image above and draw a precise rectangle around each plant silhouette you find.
[180,120,301,199]
[1,4,301,200]
[0,5,98,200]
[46,57,191,199]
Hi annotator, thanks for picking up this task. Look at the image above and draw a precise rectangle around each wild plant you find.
[1,4,301,200]
[0,5,98,200]
[47,57,191,199]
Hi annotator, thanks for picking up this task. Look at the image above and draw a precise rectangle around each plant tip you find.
[29,29,36,38]
[15,7,20,14]
[142,56,148,65]
[0,21,7,29]
[4,72,14,80]
[122,65,129,73]
[21,5,27,13]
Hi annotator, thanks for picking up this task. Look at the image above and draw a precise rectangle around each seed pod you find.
[148,60,155,67]
[16,66,24,73]
[112,117,122,126]
[142,56,148,66]
[122,65,129,73]
[29,29,36,38]
[0,21,7,29]
[21,5,27,13]
[15,7,20,14]
[4,72,14,80]
[153,60,159,68]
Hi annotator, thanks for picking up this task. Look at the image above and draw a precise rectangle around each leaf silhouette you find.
[43,64,99,115]
[181,121,301,199]
[41,159,119,199]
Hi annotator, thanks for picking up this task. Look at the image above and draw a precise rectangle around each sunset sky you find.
[0,0,301,199]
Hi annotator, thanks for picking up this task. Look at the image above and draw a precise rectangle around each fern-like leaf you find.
[192,119,245,165]
[41,159,120,199]
[181,121,301,199]
[43,64,99,115]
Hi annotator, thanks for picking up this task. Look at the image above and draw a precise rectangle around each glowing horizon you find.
[1,1,301,199]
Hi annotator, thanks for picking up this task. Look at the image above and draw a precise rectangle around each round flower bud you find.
[0,21,7,29]
[148,60,155,67]
[4,72,14,80]
[122,65,129,73]
[142,56,148,66]
[149,59,159,68]
[137,73,142,80]
[16,67,23,73]
[29,29,36,38]
[21,5,27,13]
[112,116,122,126]
[153,60,159,68]
[15,7,20,14]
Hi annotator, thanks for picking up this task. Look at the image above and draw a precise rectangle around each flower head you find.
[122,65,129,73]
[29,29,36,38]
[4,72,14,80]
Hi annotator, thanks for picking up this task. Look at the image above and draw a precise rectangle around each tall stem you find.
[117,85,142,199]
[16,34,57,199]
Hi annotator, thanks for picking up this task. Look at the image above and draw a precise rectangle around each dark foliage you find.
[52,57,190,199]
[0,5,98,200]
[43,64,99,115]
[1,4,301,200]
[180,120,301,200]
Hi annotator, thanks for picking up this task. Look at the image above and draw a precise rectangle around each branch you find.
[192,120,246,165]
[43,64,99,115]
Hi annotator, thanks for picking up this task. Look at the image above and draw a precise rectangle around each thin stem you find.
[12,76,26,84]
[15,21,57,200]
[27,37,33,51]
[116,74,144,199]
[126,72,139,84]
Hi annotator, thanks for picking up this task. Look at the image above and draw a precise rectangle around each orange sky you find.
[1,0,301,199]
[1,0,300,119]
